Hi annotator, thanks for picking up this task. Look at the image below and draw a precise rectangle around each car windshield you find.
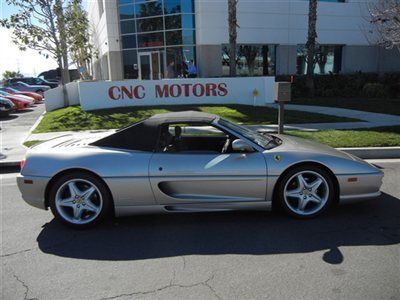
[218,119,274,149]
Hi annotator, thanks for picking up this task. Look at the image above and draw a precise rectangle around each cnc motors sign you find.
[108,82,228,100]
[78,77,274,111]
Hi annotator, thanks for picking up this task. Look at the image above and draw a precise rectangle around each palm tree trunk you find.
[306,0,317,96]
[54,0,70,106]
[228,0,238,77]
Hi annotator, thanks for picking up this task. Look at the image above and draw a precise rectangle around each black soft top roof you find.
[146,110,218,125]
[91,111,219,151]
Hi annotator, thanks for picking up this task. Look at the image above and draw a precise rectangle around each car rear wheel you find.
[277,165,335,219]
[49,172,112,228]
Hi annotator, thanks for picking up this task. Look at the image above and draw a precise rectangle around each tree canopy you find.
[2,70,23,80]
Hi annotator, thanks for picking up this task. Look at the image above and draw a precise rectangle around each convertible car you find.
[1,87,43,103]
[17,111,384,228]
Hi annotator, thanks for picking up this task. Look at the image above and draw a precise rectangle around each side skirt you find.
[115,201,272,217]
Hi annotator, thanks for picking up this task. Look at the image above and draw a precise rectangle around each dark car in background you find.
[38,68,80,82]
[7,77,58,89]
[0,97,16,117]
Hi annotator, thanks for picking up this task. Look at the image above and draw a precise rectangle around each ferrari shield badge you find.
[274,155,281,162]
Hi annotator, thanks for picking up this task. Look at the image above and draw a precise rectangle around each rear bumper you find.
[17,175,50,210]
[338,171,384,204]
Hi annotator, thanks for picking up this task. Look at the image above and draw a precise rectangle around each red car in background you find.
[2,87,43,103]
[0,90,33,110]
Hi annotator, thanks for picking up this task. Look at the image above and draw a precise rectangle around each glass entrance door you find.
[139,51,163,80]
[139,53,151,80]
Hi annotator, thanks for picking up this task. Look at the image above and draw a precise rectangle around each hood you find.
[30,131,116,151]
[274,134,355,160]
[7,95,31,102]
[13,94,34,102]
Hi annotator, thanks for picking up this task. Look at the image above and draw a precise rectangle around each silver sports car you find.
[18,111,384,228]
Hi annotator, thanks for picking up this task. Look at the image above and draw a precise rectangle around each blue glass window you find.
[120,20,136,34]
[135,1,163,18]
[123,49,139,79]
[137,16,163,32]
[118,0,133,5]
[119,5,135,20]
[122,35,137,49]
[137,32,164,48]
[165,14,194,30]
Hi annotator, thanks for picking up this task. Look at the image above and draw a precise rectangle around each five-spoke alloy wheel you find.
[277,165,335,218]
[49,172,112,228]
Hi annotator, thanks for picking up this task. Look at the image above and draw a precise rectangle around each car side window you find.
[158,123,232,154]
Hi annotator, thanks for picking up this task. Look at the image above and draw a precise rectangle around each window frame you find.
[155,122,235,154]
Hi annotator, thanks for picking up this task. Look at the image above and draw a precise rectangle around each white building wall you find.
[88,0,123,80]
[88,0,109,57]
[195,0,375,46]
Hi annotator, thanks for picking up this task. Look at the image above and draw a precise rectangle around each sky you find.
[0,0,88,78]
[0,1,58,77]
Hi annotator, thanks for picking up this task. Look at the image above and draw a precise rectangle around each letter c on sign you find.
[134,85,145,99]
[108,86,120,100]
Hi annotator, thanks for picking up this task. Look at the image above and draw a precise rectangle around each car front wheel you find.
[49,172,112,228]
[277,166,335,218]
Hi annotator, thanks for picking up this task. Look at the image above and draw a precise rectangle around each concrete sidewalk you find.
[0,104,45,166]
[266,104,400,130]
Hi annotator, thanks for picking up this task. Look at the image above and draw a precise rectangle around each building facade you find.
[88,0,400,81]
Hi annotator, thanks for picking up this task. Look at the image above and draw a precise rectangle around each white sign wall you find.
[78,77,275,111]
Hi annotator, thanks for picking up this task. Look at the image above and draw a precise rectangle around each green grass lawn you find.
[288,126,400,148]
[23,140,42,148]
[293,97,400,115]
[33,105,359,133]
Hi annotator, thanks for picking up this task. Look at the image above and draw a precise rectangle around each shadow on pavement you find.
[37,192,400,264]
[0,114,19,121]
[15,109,34,114]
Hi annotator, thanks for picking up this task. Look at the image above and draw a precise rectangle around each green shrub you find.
[276,72,400,98]
[362,83,389,98]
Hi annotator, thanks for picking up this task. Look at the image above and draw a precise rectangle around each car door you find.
[148,124,267,205]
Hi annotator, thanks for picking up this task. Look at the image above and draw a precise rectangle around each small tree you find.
[228,0,238,77]
[1,0,70,105]
[368,0,400,53]
[66,0,93,79]
[305,0,318,96]
[239,45,258,76]
[2,70,23,80]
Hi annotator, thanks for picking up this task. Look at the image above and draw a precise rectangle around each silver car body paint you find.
[17,118,384,217]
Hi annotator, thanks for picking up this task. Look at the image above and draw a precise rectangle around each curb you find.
[23,111,46,145]
[1,147,399,169]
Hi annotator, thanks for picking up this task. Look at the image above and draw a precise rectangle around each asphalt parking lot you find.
[1,160,400,300]
[0,102,45,164]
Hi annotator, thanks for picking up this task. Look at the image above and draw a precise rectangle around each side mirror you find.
[232,139,254,153]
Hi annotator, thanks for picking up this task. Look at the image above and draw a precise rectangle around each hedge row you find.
[276,73,400,98]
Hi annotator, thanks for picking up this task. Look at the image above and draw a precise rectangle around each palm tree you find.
[305,0,318,96]
[228,0,238,77]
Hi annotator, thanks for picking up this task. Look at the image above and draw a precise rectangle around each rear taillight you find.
[20,159,26,170]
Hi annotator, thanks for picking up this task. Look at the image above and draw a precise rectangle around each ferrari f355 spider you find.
[17,111,383,228]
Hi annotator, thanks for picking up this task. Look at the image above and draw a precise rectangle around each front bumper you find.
[17,175,50,210]
[338,171,384,204]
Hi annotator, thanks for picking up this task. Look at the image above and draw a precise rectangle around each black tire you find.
[276,165,335,219]
[49,172,112,229]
